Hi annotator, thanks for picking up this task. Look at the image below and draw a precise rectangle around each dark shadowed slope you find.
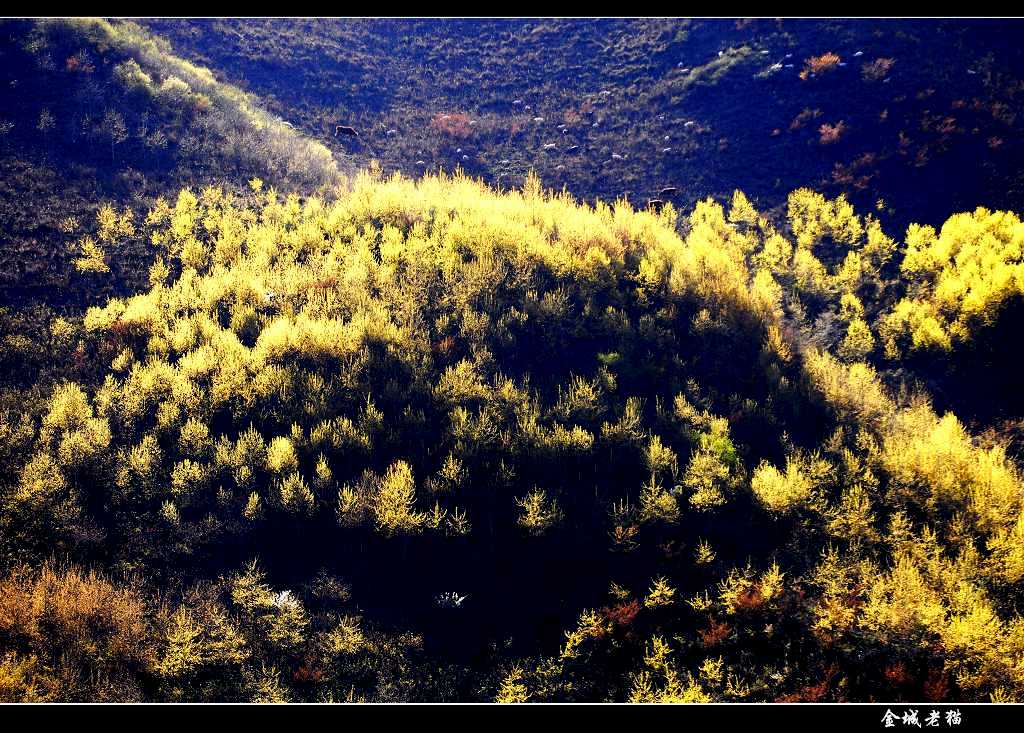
[143,18,1024,230]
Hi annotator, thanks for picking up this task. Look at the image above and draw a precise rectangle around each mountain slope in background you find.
[143,18,1024,229]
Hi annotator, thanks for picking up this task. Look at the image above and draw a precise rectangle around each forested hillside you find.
[1,18,1024,704]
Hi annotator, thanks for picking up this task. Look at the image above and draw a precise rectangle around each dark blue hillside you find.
[144,18,1024,230]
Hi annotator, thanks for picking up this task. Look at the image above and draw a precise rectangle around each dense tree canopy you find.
[2,169,1024,701]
